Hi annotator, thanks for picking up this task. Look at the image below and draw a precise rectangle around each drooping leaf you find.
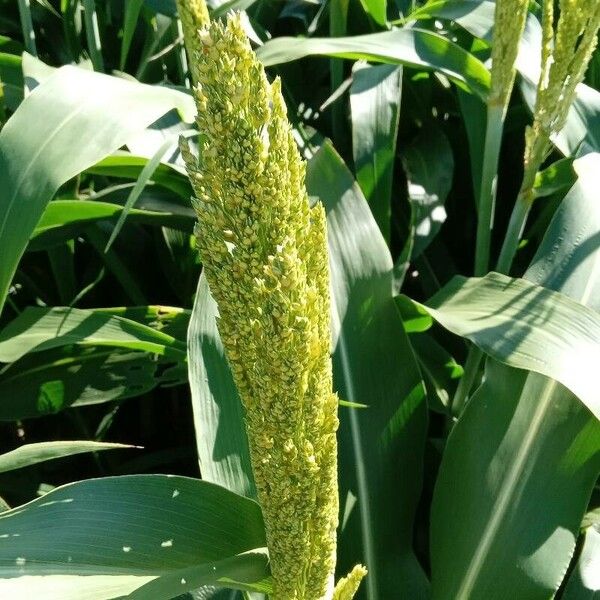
[350,62,402,242]
[29,199,194,251]
[187,274,255,498]
[0,306,187,363]
[359,0,387,26]
[0,347,164,420]
[414,0,600,156]
[87,152,192,200]
[430,153,600,599]
[257,28,490,100]
[306,142,429,599]
[0,441,135,473]
[422,271,600,421]
[0,63,194,316]
[0,475,270,599]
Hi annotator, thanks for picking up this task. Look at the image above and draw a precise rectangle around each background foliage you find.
[0,0,598,598]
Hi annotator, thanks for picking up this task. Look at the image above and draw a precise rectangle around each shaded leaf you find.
[0,475,270,599]
[430,153,600,599]
[306,142,429,599]
[187,274,255,498]
[350,62,402,242]
[423,271,600,421]
[0,63,194,315]
[0,307,187,363]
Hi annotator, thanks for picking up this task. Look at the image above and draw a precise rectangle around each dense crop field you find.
[0,0,598,598]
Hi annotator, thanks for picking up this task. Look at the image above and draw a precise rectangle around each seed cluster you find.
[181,13,343,599]
[489,0,529,115]
[524,0,600,190]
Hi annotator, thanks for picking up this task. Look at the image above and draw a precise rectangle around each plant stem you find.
[83,0,105,72]
[448,345,483,418]
[495,189,534,274]
[449,104,504,417]
[474,104,504,276]
[17,0,37,56]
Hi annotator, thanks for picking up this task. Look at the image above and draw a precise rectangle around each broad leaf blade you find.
[423,271,600,420]
[187,274,255,498]
[257,28,490,100]
[0,307,187,363]
[306,143,429,599]
[0,475,270,599]
[562,523,600,599]
[430,153,600,599]
[0,348,162,420]
[402,125,453,258]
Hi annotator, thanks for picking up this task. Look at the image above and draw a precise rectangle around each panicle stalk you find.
[178,5,366,599]
[473,0,529,276]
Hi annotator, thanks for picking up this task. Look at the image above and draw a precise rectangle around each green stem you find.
[449,104,504,416]
[474,104,504,276]
[448,345,483,419]
[495,189,534,274]
[17,0,37,56]
[83,0,105,72]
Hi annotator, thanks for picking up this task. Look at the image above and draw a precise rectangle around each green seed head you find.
[489,0,529,115]
[176,0,210,83]
[333,565,368,600]
[179,8,344,599]
[525,0,600,184]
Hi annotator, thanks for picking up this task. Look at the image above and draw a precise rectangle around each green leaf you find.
[0,63,194,316]
[187,274,255,498]
[416,0,600,156]
[30,199,194,252]
[402,125,454,258]
[0,441,135,473]
[87,151,192,200]
[0,306,187,363]
[0,475,270,599]
[423,270,600,421]
[533,157,576,199]
[257,28,490,100]
[430,153,600,598]
[350,62,402,243]
[0,347,164,420]
[104,138,182,252]
[359,0,387,26]
[121,0,145,70]
[306,142,429,599]
[0,52,23,111]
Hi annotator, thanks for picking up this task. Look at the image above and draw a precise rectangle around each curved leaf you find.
[257,28,490,100]
[0,441,135,473]
[0,475,270,599]
[0,306,187,363]
[423,271,600,421]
